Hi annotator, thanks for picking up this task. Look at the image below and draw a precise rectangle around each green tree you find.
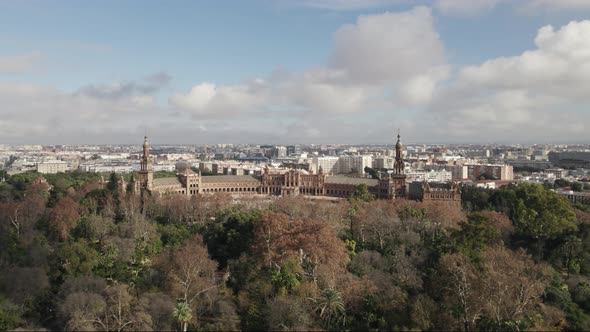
[173,302,192,332]
[451,212,502,262]
[349,183,375,203]
[314,288,346,328]
[509,183,577,259]
[0,298,22,330]
[203,206,261,267]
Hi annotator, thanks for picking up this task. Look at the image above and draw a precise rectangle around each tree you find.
[480,247,549,326]
[48,196,81,241]
[204,206,261,267]
[140,293,175,331]
[437,253,484,331]
[314,288,346,328]
[437,247,550,331]
[508,183,577,259]
[253,211,349,283]
[0,298,22,330]
[159,235,220,329]
[59,281,152,331]
[266,296,310,331]
[349,183,375,203]
[173,302,192,332]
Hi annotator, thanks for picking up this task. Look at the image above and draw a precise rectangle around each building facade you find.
[466,164,514,181]
[37,160,68,174]
[134,133,459,204]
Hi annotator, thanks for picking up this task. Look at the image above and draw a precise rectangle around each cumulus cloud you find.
[330,7,446,83]
[4,8,590,144]
[169,79,269,117]
[171,6,447,121]
[427,20,590,142]
[0,52,41,74]
[0,73,174,144]
[459,21,590,98]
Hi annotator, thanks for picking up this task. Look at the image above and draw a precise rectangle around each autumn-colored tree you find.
[437,246,550,331]
[58,280,152,331]
[478,246,549,329]
[48,196,81,241]
[437,253,484,331]
[253,211,349,283]
[159,235,219,329]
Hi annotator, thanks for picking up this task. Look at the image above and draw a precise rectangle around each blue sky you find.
[1,0,590,144]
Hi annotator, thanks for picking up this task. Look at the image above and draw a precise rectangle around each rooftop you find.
[201,175,261,183]
[325,176,379,186]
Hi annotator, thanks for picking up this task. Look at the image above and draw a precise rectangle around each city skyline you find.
[1,0,590,144]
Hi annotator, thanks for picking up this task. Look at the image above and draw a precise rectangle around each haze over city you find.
[1,0,590,145]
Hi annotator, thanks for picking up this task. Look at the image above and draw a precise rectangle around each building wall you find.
[312,157,339,175]
[467,164,513,181]
[37,162,68,174]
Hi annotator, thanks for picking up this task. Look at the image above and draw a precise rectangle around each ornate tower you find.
[390,130,406,198]
[137,136,153,191]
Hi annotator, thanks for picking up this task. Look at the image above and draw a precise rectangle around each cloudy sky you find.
[1,0,590,145]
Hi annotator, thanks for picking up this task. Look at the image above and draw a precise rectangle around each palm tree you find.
[314,288,346,328]
[173,302,192,332]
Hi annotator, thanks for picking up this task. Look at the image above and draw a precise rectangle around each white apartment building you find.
[373,157,394,169]
[339,155,373,175]
[37,161,68,174]
[405,169,452,183]
[448,165,468,180]
[311,156,340,174]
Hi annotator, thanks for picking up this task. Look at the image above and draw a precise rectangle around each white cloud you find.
[0,52,41,74]
[521,0,590,12]
[330,7,446,83]
[459,20,590,98]
[172,6,447,118]
[434,0,590,16]
[283,0,407,11]
[427,20,590,142]
[434,0,502,16]
[169,79,269,117]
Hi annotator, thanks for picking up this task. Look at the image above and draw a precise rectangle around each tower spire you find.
[394,129,404,174]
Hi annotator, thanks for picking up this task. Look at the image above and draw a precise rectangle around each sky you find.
[1,0,590,145]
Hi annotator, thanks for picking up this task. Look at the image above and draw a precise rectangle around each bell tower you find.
[390,129,406,198]
[137,136,153,191]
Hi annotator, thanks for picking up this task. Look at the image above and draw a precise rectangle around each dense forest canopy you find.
[1,171,590,331]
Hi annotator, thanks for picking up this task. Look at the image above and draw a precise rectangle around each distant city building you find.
[556,189,590,205]
[448,165,468,179]
[287,145,301,156]
[339,155,373,174]
[408,181,461,207]
[311,156,340,175]
[373,157,394,169]
[466,164,513,180]
[272,146,287,159]
[544,168,566,179]
[549,151,590,168]
[506,159,552,170]
[132,133,431,203]
[37,160,67,174]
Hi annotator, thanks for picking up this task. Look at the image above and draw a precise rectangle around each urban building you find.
[132,133,461,204]
[373,157,394,169]
[549,151,590,168]
[466,164,514,181]
[37,160,68,174]
[311,156,339,175]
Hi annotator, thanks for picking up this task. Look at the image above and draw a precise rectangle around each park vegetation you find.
[0,171,589,330]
